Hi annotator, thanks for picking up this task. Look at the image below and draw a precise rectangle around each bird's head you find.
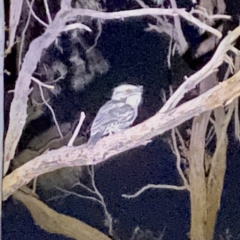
[111,84,143,104]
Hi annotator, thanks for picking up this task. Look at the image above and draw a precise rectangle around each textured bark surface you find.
[189,75,231,240]
[189,112,211,239]
[189,107,229,240]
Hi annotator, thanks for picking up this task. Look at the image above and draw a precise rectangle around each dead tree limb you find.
[13,186,111,240]
[3,69,240,201]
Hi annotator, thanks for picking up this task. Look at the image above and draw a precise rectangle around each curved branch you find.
[14,187,111,240]
[161,27,240,112]
[122,184,187,199]
[3,69,240,201]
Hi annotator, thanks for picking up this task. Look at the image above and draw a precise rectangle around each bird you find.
[88,84,143,145]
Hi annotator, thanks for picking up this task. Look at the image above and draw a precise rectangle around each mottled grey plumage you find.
[88,84,143,145]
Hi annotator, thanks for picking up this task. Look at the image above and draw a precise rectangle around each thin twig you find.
[167,32,173,68]
[63,22,91,32]
[88,165,113,236]
[71,182,96,195]
[38,84,63,139]
[86,19,102,53]
[190,9,230,21]
[25,0,48,27]
[52,187,103,205]
[31,76,54,89]
[51,164,113,236]
[171,128,190,189]
[68,112,86,147]
[43,0,52,23]
[122,184,187,199]
[45,74,66,84]
[68,8,226,38]
[175,128,186,151]
[233,55,240,140]
[206,125,215,147]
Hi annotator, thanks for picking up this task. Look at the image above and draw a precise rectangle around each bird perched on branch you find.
[88,84,143,145]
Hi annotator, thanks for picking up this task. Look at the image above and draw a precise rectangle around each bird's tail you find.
[87,132,103,145]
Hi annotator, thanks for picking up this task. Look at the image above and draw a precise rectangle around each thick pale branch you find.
[14,187,111,240]
[4,13,63,165]
[204,105,233,238]
[68,8,226,37]
[161,26,240,112]
[3,70,240,201]
[3,3,91,173]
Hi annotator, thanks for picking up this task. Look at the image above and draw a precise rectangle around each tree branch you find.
[13,186,111,240]
[122,183,187,199]
[160,26,240,112]
[3,69,240,201]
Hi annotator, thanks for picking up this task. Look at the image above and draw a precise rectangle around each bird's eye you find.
[126,89,131,93]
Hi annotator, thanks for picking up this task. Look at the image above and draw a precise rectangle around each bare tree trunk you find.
[189,112,210,239]
[206,107,229,238]
[189,74,231,240]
